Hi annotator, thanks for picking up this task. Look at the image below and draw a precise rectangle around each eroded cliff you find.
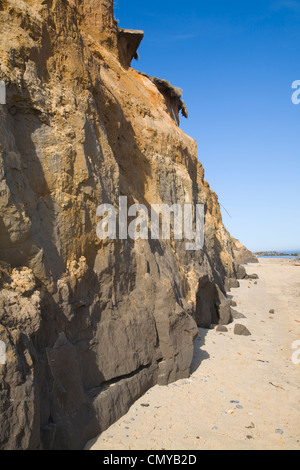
[0,0,241,449]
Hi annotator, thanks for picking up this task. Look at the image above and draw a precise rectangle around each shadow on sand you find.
[190,327,210,375]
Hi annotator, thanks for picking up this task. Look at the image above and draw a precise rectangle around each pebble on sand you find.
[275,429,284,435]
[234,324,252,336]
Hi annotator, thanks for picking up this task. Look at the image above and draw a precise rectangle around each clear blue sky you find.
[115,0,300,251]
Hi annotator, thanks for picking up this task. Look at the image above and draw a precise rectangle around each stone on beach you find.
[234,324,252,336]
[216,325,228,333]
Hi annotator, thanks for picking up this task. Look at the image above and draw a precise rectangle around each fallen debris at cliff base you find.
[234,324,252,336]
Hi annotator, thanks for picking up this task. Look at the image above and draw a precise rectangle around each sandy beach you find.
[87,258,300,451]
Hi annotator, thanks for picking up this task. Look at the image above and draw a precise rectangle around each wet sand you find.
[87,258,300,450]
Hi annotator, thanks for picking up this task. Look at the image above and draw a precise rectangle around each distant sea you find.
[256,250,300,259]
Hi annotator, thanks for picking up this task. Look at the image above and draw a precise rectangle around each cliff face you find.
[0,0,238,449]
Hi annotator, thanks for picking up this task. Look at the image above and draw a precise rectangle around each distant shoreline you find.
[255,251,300,258]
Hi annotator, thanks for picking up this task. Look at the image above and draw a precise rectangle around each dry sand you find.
[87,258,300,450]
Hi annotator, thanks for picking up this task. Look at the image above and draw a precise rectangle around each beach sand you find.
[87,258,300,450]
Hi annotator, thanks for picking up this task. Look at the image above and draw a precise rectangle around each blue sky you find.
[114,0,300,251]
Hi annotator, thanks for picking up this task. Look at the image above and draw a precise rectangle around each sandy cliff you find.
[0,0,244,449]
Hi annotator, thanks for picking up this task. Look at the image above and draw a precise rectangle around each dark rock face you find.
[195,276,233,328]
[146,76,188,125]
[216,286,233,326]
[227,278,240,290]
[235,264,247,279]
[44,333,99,450]
[247,273,259,280]
[235,264,259,281]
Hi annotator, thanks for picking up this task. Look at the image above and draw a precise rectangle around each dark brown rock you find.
[234,324,251,336]
[231,309,247,320]
[195,275,219,328]
[195,277,233,328]
[231,238,258,264]
[235,264,247,279]
[216,325,228,333]
[228,278,240,290]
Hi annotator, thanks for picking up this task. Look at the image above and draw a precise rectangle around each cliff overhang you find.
[118,28,144,68]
